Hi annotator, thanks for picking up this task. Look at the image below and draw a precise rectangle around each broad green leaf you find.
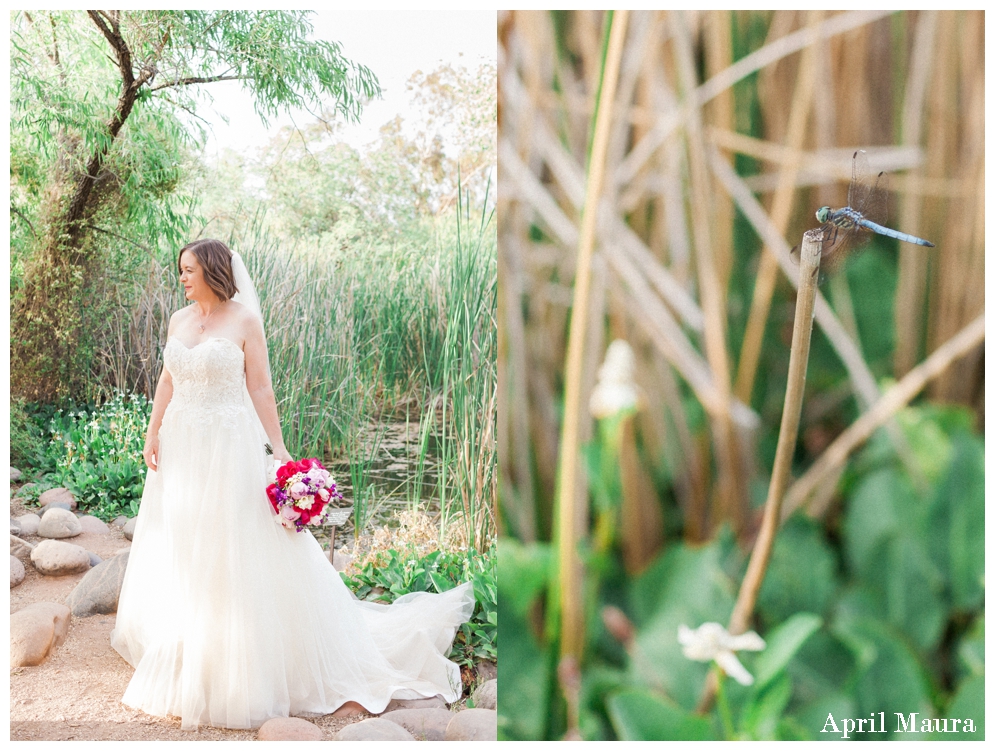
[606,689,715,741]
[757,518,839,624]
[741,671,792,740]
[629,540,736,709]
[753,612,823,692]
[956,615,984,679]
[929,674,984,740]
[495,602,551,741]
[929,432,985,610]
[833,615,933,737]
[496,538,550,618]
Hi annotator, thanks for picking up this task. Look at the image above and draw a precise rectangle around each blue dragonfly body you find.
[813,150,935,275]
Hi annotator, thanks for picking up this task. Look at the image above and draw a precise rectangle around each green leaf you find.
[757,518,839,624]
[496,538,550,618]
[753,612,823,692]
[496,596,551,740]
[930,674,984,740]
[606,689,715,740]
[740,672,793,740]
[833,615,933,737]
[629,539,736,710]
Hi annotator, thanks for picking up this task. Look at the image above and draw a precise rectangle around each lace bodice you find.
[162,338,246,427]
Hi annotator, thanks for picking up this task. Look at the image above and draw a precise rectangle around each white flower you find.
[589,340,639,419]
[678,622,766,686]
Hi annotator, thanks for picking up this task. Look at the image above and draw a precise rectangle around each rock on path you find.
[335,717,417,741]
[38,488,77,510]
[15,513,40,536]
[11,554,26,588]
[257,717,322,741]
[378,708,454,741]
[37,508,82,539]
[472,678,497,710]
[10,601,72,667]
[66,551,130,617]
[30,539,91,576]
[77,515,111,535]
[445,708,498,741]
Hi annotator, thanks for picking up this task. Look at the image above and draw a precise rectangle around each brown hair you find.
[177,239,238,300]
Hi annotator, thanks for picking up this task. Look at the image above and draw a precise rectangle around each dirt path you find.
[9,497,373,741]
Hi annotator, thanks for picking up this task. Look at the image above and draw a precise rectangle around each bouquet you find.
[266,458,344,532]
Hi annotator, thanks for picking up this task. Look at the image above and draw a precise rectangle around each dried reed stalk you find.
[735,11,823,407]
[781,312,984,520]
[673,11,743,531]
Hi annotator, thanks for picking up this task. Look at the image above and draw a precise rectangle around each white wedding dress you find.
[111,336,475,730]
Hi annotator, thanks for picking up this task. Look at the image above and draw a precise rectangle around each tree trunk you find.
[11,12,147,400]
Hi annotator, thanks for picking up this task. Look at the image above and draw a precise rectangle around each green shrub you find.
[342,546,497,672]
[46,391,151,520]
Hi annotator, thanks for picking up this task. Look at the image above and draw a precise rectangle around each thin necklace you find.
[198,300,226,332]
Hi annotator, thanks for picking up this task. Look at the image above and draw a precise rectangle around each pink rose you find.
[281,505,301,521]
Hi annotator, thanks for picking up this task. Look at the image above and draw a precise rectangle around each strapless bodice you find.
[162,337,246,427]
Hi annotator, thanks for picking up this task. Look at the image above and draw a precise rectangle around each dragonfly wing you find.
[818,220,866,278]
[847,150,870,212]
[848,150,889,226]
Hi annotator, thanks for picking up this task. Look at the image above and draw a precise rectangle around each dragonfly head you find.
[815,206,831,223]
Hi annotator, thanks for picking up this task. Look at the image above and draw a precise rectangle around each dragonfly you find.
[800,150,934,277]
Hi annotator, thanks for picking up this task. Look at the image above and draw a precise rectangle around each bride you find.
[111,238,475,730]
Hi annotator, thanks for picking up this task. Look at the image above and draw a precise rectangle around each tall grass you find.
[88,201,496,550]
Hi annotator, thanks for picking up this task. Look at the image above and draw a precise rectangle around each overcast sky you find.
[197,10,496,158]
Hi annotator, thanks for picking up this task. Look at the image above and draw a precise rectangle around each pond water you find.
[313,421,444,553]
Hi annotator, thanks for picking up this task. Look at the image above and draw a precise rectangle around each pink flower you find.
[290,481,307,499]
[318,488,330,502]
[281,505,302,521]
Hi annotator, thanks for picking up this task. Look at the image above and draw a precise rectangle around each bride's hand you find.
[143,436,159,471]
[273,447,293,466]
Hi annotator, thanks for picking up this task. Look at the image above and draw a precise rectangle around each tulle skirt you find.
[111,402,474,729]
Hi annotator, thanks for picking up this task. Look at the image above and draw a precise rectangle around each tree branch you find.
[83,224,158,260]
[150,73,248,91]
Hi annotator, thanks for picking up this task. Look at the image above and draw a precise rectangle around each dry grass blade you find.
[554,9,630,662]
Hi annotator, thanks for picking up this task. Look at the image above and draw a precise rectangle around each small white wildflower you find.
[589,339,639,419]
[678,622,766,686]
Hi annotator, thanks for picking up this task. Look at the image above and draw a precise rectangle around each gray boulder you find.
[10,602,72,667]
[11,554,26,587]
[10,466,23,482]
[472,678,497,710]
[77,515,110,535]
[39,487,77,510]
[476,660,497,683]
[335,718,416,741]
[445,708,498,741]
[257,717,322,741]
[123,517,138,541]
[15,513,40,536]
[30,539,91,576]
[65,551,129,617]
[38,507,83,539]
[11,517,21,535]
[378,708,454,741]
